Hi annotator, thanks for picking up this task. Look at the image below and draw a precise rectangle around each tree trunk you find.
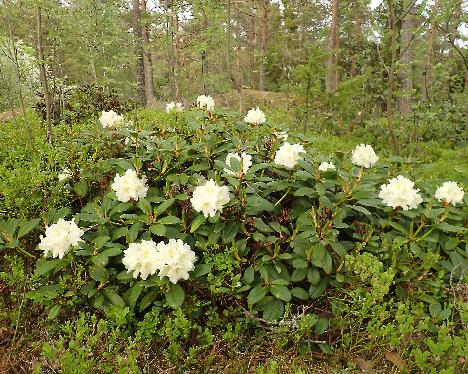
[422,0,439,102]
[226,0,233,85]
[36,6,53,144]
[132,0,146,106]
[326,0,339,93]
[398,1,414,117]
[248,2,256,89]
[140,0,156,106]
[351,1,361,77]
[386,0,399,154]
[258,0,269,91]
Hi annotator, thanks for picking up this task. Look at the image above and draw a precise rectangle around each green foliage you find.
[34,84,136,124]
[1,107,467,372]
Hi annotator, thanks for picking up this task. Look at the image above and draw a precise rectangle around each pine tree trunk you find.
[141,0,156,106]
[351,1,361,77]
[258,0,269,91]
[36,6,53,144]
[249,2,256,89]
[132,0,146,106]
[326,0,339,92]
[398,1,414,117]
[422,0,439,102]
[386,0,400,154]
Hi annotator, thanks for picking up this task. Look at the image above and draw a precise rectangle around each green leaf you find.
[436,222,466,233]
[291,287,309,300]
[291,268,308,282]
[243,267,255,284]
[294,187,315,197]
[247,285,267,307]
[17,219,40,238]
[307,268,321,286]
[89,265,108,283]
[102,289,125,307]
[270,285,291,302]
[165,284,185,309]
[190,215,206,233]
[191,263,211,277]
[262,299,284,321]
[159,216,180,225]
[47,305,62,320]
[245,195,275,215]
[91,253,109,266]
[311,245,326,268]
[139,290,158,312]
[156,198,176,215]
[309,279,327,299]
[123,282,144,309]
[149,224,166,236]
[35,259,62,276]
[137,198,152,214]
[223,222,239,243]
[74,180,88,197]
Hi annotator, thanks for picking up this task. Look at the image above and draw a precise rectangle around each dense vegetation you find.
[1,0,467,373]
[0,103,466,373]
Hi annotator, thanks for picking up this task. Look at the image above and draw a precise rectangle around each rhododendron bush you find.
[18,105,466,322]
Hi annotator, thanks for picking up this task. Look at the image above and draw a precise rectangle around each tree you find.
[422,0,440,102]
[132,0,146,106]
[398,0,414,117]
[326,0,339,93]
[258,0,269,91]
[36,5,52,144]
[141,0,156,106]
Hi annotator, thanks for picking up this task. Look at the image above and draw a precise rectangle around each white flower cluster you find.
[111,169,148,202]
[99,110,123,128]
[244,107,266,125]
[122,239,196,283]
[379,175,423,210]
[122,240,159,280]
[196,95,215,111]
[166,101,184,113]
[155,239,197,283]
[434,181,464,206]
[224,152,252,176]
[274,142,305,169]
[351,144,379,168]
[318,162,336,172]
[58,168,72,182]
[39,219,84,259]
[190,179,230,217]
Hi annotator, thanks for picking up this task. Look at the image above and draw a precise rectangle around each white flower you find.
[274,142,305,169]
[244,107,266,125]
[122,240,160,280]
[155,239,196,284]
[58,168,72,181]
[99,110,124,128]
[351,144,379,168]
[166,101,183,113]
[378,175,423,210]
[319,162,336,172]
[39,219,84,259]
[190,179,230,217]
[196,95,215,111]
[274,131,288,141]
[434,181,464,206]
[111,169,148,202]
[224,152,252,176]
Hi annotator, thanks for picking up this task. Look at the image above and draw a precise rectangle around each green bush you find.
[13,107,463,327]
